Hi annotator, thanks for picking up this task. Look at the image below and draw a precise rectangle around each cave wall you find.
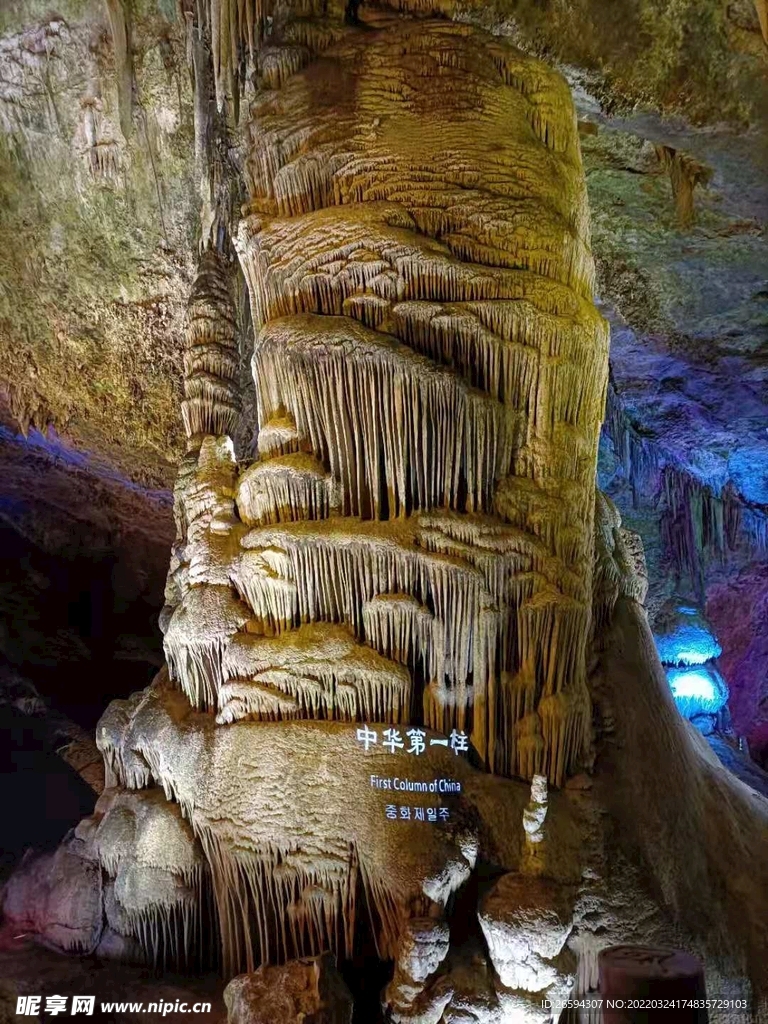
[0,0,197,488]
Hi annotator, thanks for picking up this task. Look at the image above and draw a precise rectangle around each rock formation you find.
[224,954,353,1024]
[654,145,712,228]
[4,1,768,1022]
[163,0,611,795]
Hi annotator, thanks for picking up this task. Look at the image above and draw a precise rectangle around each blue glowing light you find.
[666,665,728,719]
[654,605,722,666]
[0,425,172,507]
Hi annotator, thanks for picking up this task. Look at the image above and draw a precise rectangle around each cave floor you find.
[0,931,226,1022]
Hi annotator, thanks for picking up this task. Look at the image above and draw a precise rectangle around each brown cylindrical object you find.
[598,945,708,1023]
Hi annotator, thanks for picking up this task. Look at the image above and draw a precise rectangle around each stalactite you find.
[76,786,218,971]
[235,453,338,525]
[362,594,443,695]
[654,145,712,229]
[80,97,122,180]
[161,436,243,637]
[217,623,412,723]
[233,514,591,783]
[164,585,251,709]
[153,10,611,790]
[592,489,649,635]
[603,383,768,588]
[223,13,610,791]
[237,204,601,335]
[88,140,122,180]
[238,518,484,681]
[602,382,661,503]
[257,411,300,458]
[196,829,378,977]
[660,469,737,592]
[252,314,519,519]
[182,249,241,443]
[202,0,270,114]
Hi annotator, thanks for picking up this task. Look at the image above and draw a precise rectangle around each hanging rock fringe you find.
[253,315,518,519]
[233,515,590,783]
[97,688,476,979]
[164,585,251,710]
[202,0,272,112]
[76,786,219,972]
[217,623,412,723]
[236,453,338,525]
[104,0,134,140]
[197,829,364,976]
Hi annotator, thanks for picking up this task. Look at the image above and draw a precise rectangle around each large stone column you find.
[224,0,609,786]
[3,0,610,998]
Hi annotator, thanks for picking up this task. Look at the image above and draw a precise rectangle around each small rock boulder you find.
[478,874,573,994]
[224,953,353,1024]
[1,837,102,954]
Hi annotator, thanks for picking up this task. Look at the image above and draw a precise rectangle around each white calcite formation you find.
[479,875,574,999]
[218,622,412,724]
[96,681,482,976]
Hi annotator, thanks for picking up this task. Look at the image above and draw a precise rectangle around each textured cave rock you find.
[580,103,768,748]
[587,552,768,1007]
[0,0,196,486]
[2,780,214,969]
[478,874,574,998]
[707,565,768,764]
[226,3,607,789]
[1,837,103,954]
[224,954,353,1024]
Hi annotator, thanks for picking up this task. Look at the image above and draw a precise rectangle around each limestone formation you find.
[182,250,241,446]
[15,0,768,1018]
[224,954,353,1024]
[145,5,612,839]
[95,678,482,975]
[103,0,134,140]
[7,0,613,994]
[384,918,453,1023]
[479,874,575,1003]
[2,783,214,970]
[1,839,103,954]
[654,145,712,229]
[588,496,768,1010]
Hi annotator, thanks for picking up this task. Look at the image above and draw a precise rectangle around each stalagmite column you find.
[19,0,608,985]
[227,0,609,785]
